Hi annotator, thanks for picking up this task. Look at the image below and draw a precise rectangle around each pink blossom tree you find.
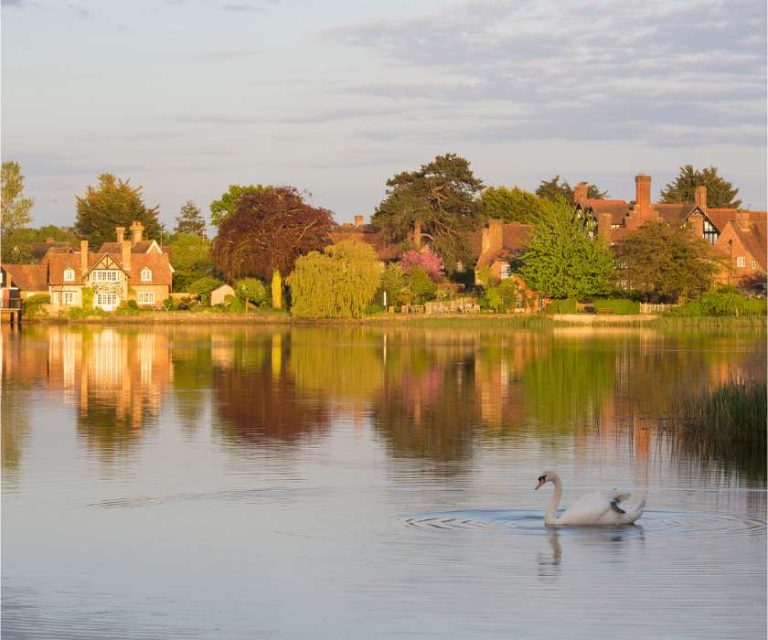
[399,250,445,282]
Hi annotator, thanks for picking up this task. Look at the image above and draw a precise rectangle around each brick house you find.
[3,221,173,311]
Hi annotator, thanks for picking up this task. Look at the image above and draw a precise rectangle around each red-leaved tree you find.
[212,187,335,308]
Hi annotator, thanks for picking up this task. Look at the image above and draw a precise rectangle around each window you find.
[52,292,60,304]
[64,267,75,282]
[93,269,119,282]
[96,293,118,307]
[736,256,746,268]
[500,263,511,279]
[703,219,718,245]
[140,267,152,282]
[63,291,76,305]
[752,260,758,270]
[137,292,155,304]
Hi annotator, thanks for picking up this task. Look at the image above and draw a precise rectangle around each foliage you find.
[480,278,523,312]
[174,200,207,237]
[11,225,80,252]
[535,176,607,203]
[21,294,50,318]
[287,240,383,318]
[659,165,741,208]
[372,154,484,273]
[667,288,767,318]
[398,249,445,281]
[1,161,34,262]
[479,186,545,223]
[81,287,94,310]
[590,298,640,315]
[209,184,269,227]
[379,263,405,307]
[672,380,766,479]
[271,270,282,310]
[168,233,213,291]
[519,198,615,299]
[188,275,224,305]
[75,173,162,247]
[235,278,268,307]
[543,298,578,314]
[614,221,721,302]
[403,266,437,304]
[211,186,334,282]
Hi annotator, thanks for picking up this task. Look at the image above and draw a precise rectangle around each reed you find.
[672,380,766,479]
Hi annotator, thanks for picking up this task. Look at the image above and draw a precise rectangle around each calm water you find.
[2,323,766,639]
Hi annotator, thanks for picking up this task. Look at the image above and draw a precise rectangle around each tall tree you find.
[372,153,484,273]
[1,161,34,262]
[210,184,269,227]
[75,174,162,247]
[174,200,207,237]
[519,198,615,299]
[479,186,544,223]
[535,176,607,203]
[168,233,214,292]
[614,221,721,302]
[659,165,741,208]
[211,186,334,308]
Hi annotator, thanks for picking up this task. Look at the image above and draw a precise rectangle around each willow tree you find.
[287,240,382,319]
[211,187,334,309]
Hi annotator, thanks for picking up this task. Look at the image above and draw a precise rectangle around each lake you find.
[2,322,766,639]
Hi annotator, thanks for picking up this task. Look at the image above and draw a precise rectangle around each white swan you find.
[535,471,645,526]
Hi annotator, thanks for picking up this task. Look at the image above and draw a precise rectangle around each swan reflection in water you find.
[537,524,645,578]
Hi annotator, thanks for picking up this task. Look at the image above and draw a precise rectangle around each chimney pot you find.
[130,220,144,245]
[116,226,126,243]
[354,214,364,227]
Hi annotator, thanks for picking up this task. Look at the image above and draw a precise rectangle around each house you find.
[210,284,235,306]
[2,221,174,311]
[575,175,767,290]
[327,215,401,261]
[474,219,533,282]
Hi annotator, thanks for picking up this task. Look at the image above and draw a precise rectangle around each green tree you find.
[379,263,406,307]
[1,161,34,262]
[614,221,721,302]
[75,173,162,247]
[174,200,207,237]
[659,165,741,208]
[372,154,484,273]
[535,176,607,203]
[235,278,268,308]
[210,184,269,227]
[519,198,615,299]
[188,275,224,305]
[479,186,544,223]
[287,240,382,319]
[168,233,214,291]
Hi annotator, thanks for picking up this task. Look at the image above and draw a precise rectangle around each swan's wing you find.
[558,489,637,525]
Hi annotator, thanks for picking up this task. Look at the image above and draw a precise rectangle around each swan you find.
[535,471,645,526]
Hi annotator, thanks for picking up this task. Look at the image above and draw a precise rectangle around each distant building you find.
[210,284,235,307]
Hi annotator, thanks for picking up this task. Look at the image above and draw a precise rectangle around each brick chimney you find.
[116,226,126,243]
[597,213,613,241]
[130,220,144,245]
[354,214,364,227]
[694,186,707,211]
[481,219,504,255]
[121,239,132,274]
[635,174,652,217]
[80,240,89,276]
[688,213,704,240]
[573,182,588,207]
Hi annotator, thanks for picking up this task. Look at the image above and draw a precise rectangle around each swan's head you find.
[535,471,556,490]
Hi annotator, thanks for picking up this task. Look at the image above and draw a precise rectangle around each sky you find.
[2,0,766,230]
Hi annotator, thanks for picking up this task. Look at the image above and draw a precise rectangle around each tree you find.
[535,176,607,203]
[519,198,615,299]
[399,249,444,281]
[614,221,721,302]
[1,161,34,262]
[75,173,162,247]
[211,186,334,309]
[210,184,269,227]
[168,233,214,292]
[659,165,741,208]
[287,240,383,319]
[235,278,268,308]
[188,275,224,305]
[373,154,484,273]
[174,200,207,237]
[479,186,544,223]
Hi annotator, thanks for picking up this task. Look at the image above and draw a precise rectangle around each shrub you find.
[188,276,224,305]
[591,298,640,315]
[406,266,437,303]
[543,298,578,314]
[235,278,268,307]
[667,288,767,317]
[22,294,51,319]
[379,263,406,308]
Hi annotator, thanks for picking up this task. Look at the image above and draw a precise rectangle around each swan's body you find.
[535,471,645,526]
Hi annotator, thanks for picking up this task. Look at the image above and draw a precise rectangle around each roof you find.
[97,240,160,254]
[328,226,401,261]
[724,219,767,271]
[3,264,48,291]
[30,241,74,262]
[130,253,173,286]
[585,199,630,225]
[656,203,696,225]
[47,253,84,285]
[46,250,174,286]
[476,223,533,268]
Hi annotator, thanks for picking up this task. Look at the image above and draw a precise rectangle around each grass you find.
[670,379,767,479]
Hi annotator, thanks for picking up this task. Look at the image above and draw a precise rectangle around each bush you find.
[591,298,640,315]
[667,288,767,317]
[188,276,225,305]
[235,278,268,307]
[406,266,437,304]
[379,263,406,308]
[22,294,51,319]
[543,298,578,314]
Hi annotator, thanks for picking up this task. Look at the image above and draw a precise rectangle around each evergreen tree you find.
[75,173,162,247]
[519,198,615,299]
[659,165,741,208]
[174,200,207,237]
[536,176,607,203]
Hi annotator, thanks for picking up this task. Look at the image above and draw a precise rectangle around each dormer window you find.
[140,267,152,282]
[64,267,75,282]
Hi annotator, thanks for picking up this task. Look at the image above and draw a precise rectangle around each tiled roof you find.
[656,203,696,225]
[328,227,401,261]
[3,264,48,291]
[30,242,74,262]
[129,253,173,286]
[97,240,159,254]
[476,223,533,268]
[585,199,630,224]
[47,253,85,285]
[726,220,767,271]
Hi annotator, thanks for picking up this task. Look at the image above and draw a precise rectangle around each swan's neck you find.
[545,476,562,525]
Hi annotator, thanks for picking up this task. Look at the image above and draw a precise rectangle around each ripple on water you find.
[404,509,766,538]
